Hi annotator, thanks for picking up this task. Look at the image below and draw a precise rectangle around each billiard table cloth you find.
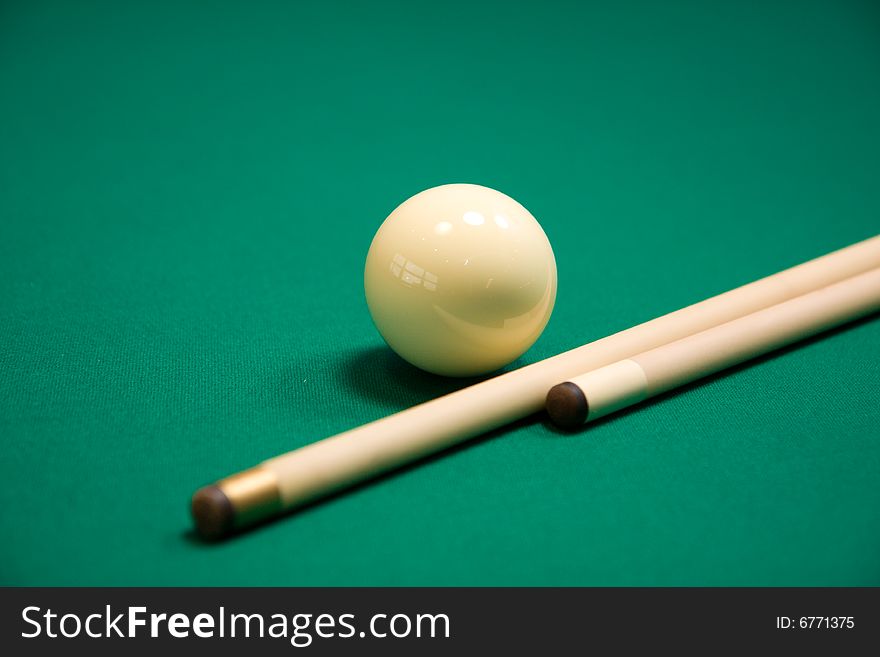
[1,0,878,585]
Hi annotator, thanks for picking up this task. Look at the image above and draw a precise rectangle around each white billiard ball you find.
[364,183,557,376]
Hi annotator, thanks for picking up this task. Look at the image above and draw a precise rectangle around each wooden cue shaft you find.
[546,267,880,427]
[192,235,880,539]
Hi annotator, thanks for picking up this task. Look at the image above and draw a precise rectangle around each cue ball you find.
[364,184,557,377]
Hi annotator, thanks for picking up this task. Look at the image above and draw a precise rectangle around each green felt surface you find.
[1,0,879,586]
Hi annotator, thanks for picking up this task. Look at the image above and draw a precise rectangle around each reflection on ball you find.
[364,184,557,377]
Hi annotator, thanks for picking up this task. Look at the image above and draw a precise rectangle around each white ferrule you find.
[569,359,650,422]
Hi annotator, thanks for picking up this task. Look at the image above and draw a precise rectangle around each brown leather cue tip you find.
[191,467,282,540]
[545,382,589,429]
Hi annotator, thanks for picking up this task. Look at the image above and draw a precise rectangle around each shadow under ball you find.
[364,184,558,377]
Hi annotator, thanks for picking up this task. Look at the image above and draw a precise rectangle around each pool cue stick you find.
[192,236,880,539]
[546,267,880,428]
